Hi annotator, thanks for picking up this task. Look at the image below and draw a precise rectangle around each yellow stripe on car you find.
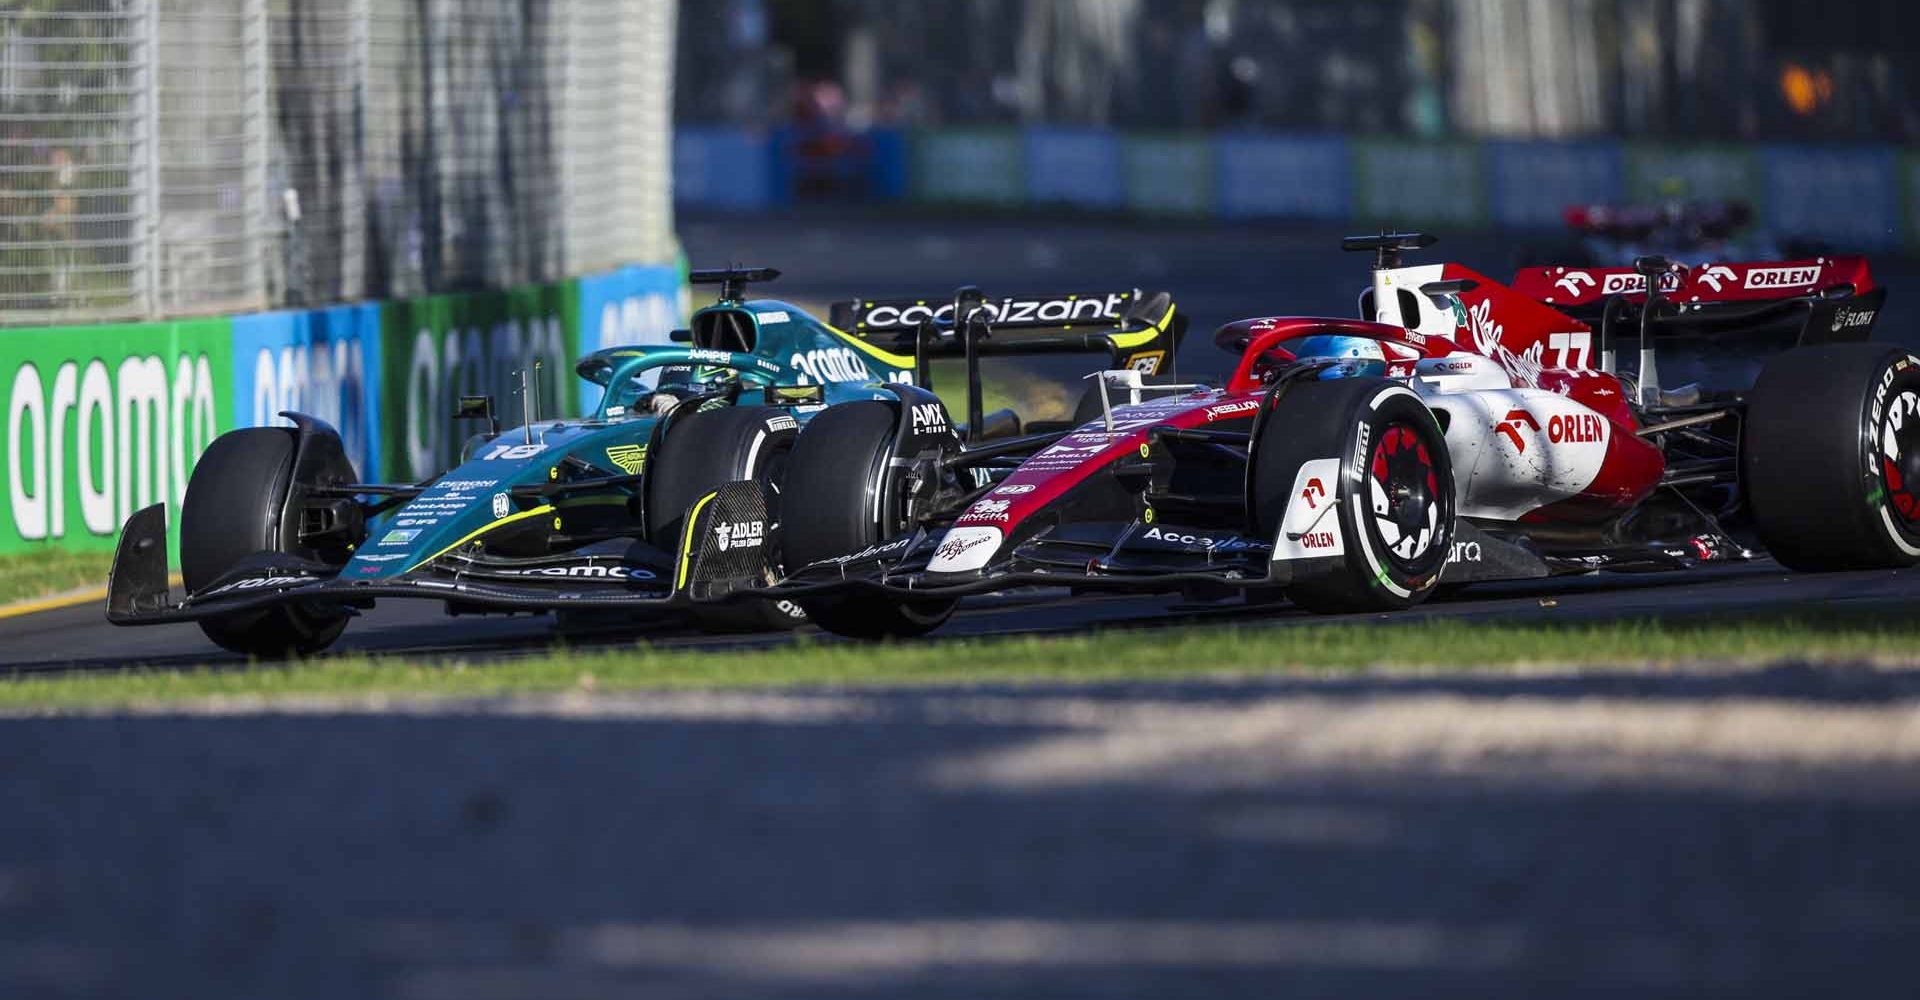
[675,491,721,590]
[1106,302,1177,350]
[407,504,557,572]
[824,322,920,370]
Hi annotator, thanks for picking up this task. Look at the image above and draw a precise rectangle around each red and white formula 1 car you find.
[752,233,1915,638]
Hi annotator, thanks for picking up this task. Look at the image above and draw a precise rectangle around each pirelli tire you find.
[781,401,956,639]
[1743,343,1920,571]
[1251,377,1455,614]
[645,405,807,632]
[180,427,351,657]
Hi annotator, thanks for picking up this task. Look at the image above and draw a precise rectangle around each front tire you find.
[1744,343,1920,570]
[1250,378,1455,613]
[180,428,350,657]
[645,405,806,632]
[782,401,956,639]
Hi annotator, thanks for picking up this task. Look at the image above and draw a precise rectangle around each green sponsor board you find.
[1625,144,1760,205]
[1354,139,1488,228]
[913,129,1025,206]
[0,318,233,555]
[381,281,581,483]
[1124,134,1214,217]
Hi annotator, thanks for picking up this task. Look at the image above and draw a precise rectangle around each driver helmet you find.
[1289,334,1385,363]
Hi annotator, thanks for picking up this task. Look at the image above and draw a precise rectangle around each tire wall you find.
[0,262,686,557]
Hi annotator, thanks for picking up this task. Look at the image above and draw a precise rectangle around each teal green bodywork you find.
[340,297,918,581]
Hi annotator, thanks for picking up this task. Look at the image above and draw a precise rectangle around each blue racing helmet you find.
[1286,334,1386,363]
[1284,334,1389,379]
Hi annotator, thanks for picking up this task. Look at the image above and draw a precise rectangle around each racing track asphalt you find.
[3,208,1917,671]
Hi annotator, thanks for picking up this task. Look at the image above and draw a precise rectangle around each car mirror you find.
[764,384,825,406]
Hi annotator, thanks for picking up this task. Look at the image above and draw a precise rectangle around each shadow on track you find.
[3,662,1916,998]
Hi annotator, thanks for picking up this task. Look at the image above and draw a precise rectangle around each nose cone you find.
[343,472,515,579]
[340,421,646,579]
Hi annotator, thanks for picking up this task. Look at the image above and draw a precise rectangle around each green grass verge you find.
[925,358,1079,423]
[0,550,114,606]
[4,612,1916,710]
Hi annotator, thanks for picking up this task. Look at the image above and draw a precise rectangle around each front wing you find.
[106,482,777,626]
[758,519,1659,602]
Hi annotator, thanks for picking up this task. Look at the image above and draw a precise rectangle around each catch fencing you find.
[0,0,679,326]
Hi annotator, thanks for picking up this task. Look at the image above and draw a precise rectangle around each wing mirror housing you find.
[764,384,825,406]
[452,394,499,436]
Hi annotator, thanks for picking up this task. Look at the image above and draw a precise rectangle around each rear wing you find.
[829,288,1184,379]
[832,286,1185,444]
[1512,257,1883,345]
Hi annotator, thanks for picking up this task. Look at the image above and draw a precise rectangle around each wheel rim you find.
[1367,422,1440,565]
[1879,389,1920,528]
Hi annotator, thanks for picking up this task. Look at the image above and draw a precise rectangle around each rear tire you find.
[645,406,806,632]
[1250,378,1455,613]
[782,401,956,639]
[1743,343,1920,570]
[180,428,350,657]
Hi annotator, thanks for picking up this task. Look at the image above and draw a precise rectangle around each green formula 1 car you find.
[105,268,1183,655]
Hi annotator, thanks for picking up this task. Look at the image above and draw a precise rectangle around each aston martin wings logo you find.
[606,444,648,475]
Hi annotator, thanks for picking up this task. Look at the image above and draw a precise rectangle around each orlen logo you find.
[1745,266,1821,291]
[1299,478,1326,510]
[1495,409,1540,452]
[1695,265,1738,292]
[1300,531,1337,550]
[1554,271,1597,297]
[1548,413,1606,445]
[1600,272,1682,295]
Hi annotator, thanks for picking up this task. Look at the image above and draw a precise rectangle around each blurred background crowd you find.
[679,0,1917,142]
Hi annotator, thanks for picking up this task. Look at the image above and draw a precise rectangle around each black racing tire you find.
[644,405,806,632]
[1250,378,1455,614]
[180,428,349,657]
[782,401,956,639]
[1743,343,1920,571]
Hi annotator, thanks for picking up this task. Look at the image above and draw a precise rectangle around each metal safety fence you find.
[0,0,678,326]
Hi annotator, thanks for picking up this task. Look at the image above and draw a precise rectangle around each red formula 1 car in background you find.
[746,233,1915,638]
